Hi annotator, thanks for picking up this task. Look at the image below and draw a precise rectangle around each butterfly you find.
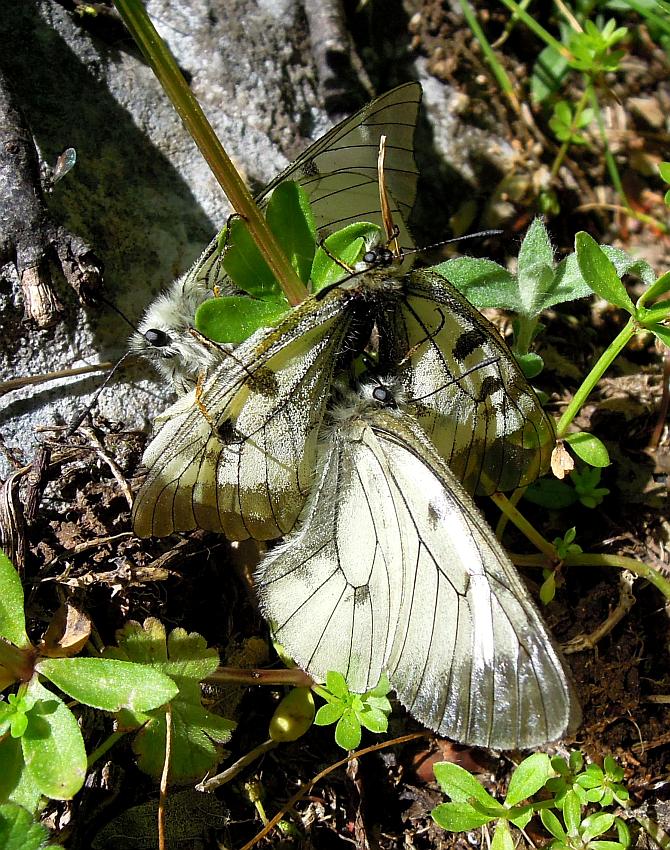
[132,264,554,539]
[255,378,580,749]
[129,82,422,393]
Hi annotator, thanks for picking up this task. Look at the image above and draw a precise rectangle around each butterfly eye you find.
[372,385,395,406]
[144,328,172,348]
[363,247,395,267]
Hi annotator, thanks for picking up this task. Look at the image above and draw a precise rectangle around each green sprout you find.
[312,671,392,750]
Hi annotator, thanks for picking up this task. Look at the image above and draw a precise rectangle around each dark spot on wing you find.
[216,419,239,442]
[476,375,504,402]
[355,585,371,607]
[301,160,319,178]
[452,329,485,361]
[427,502,442,528]
[247,368,279,396]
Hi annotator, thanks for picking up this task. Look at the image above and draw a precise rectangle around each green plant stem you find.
[205,666,313,687]
[497,0,572,59]
[587,83,631,212]
[490,493,557,560]
[456,0,520,112]
[112,0,308,306]
[87,730,127,768]
[510,552,670,601]
[550,88,590,179]
[494,486,524,541]
[556,318,637,437]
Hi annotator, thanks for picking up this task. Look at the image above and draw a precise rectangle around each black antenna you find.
[65,351,134,437]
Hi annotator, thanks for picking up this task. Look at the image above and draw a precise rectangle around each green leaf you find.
[641,270,670,305]
[36,657,178,713]
[575,233,636,314]
[367,672,391,697]
[601,246,655,288]
[649,322,670,347]
[357,707,389,733]
[0,550,29,649]
[564,432,610,467]
[132,700,235,782]
[588,842,626,850]
[223,217,282,300]
[105,619,234,782]
[491,820,516,850]
[325,670,349,699]
[431,801,494,831]
[563,789,583,836]
[266,181,317,284]
[269,687,315,742]
[195,296,289,345]
[551,254,601,304]
[334,711,361,750]
[433,258,519,311]
[0,803,50,850]
[582,812,615,842]
[539,571,557,605]
[22,678,87,800]
[505,753,554,805]
[433,762,499,807]
[518,219,554,273]
[524,478,578,509]
[614,816,631,848]
[310,222,382,292]
[541,808,568,842]
[314,701,345,726]
[0,736,42,814]
[531,44,570,103]
[659,161,670,183]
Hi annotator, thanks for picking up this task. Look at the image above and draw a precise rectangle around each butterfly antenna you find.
[99,295,140,334]
[65,351,134,436]
[399,229,503,257]
[410,356,501,404]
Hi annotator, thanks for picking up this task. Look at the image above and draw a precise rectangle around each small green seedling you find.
[435,219,594,378]
[0,550,177,811]
[432,751,634,850]
[571,467,610,509]
[312,671,392,750]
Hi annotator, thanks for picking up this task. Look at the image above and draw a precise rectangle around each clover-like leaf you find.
[106,619,234,782]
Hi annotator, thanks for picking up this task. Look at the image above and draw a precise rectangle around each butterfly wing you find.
[379,269,555,495]
[256,416,404,692]
[132,287,367,540]
[258,82,421,248]
[256,393,578,748]
[372,410,578,748]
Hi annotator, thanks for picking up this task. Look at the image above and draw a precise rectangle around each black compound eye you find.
[144,328,171,347]
[372,385,395,406]
[363,250,377,265]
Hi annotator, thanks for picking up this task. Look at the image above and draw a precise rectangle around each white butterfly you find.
[129,82,422,392]
[255,378,580,749]
[132,266,554,539]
